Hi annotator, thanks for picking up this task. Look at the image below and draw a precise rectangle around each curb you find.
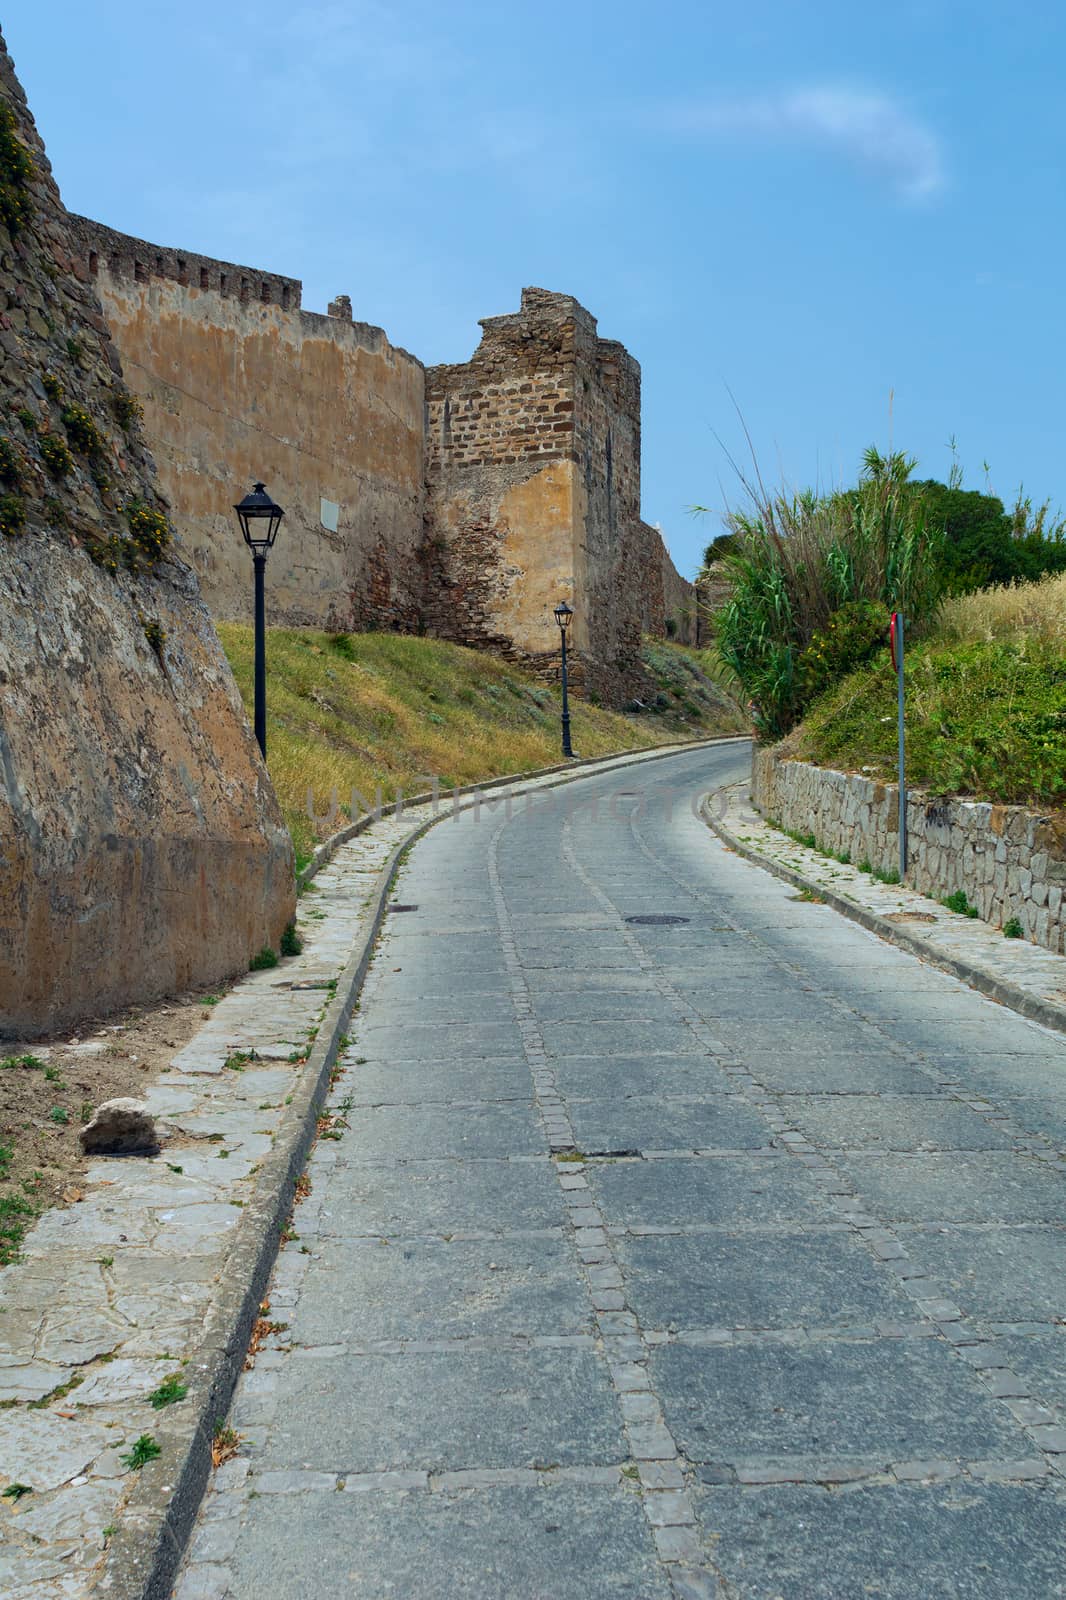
[701,785,1066,1040]
[101,736,750,1599]
[297,733,751,891]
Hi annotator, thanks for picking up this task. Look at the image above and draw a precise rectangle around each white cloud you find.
[670,86,945,202]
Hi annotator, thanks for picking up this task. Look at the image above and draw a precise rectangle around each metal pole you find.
[560,628,573,758]
[253,551,267,758]
[897,610,906,878]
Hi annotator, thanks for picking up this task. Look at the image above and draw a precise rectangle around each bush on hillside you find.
[714,448,943,739]
[913,480,1066,595]
[795,638,1066,808]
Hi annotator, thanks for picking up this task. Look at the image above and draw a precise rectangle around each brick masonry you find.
[752,749,1066,956]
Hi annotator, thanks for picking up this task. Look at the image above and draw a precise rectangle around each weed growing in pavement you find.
[148,1375,188,1409]
[942,889,980,918]
[1003,916,1024,938]
[280,922,303,957]
[29,1373,83,1410]
[249,947,278,971]
[2,1484,33,1502]
[121,1435,161,1471]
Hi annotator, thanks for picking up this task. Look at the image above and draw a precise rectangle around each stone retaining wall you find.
[751,750,1066,955]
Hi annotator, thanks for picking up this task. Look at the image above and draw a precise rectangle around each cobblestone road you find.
[176,746,1066,1599]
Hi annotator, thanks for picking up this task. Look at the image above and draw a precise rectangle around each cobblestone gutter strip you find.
[93,738,750,1600]
[297,735,749,891]
[703,784,1066,1039]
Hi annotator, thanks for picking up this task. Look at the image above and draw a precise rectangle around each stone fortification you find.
[0,36,294,1036]
[68,215,426,634]
[424,288,678,704]
[59,250,696,705]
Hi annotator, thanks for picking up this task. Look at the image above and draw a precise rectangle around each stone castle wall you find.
[752,751,1066,956]
[424,288,686,704]
[67,217,426,634]
[56,253,696,707]
[0,37,294,1036]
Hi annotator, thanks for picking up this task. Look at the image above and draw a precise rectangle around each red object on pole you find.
[889,611,899,673]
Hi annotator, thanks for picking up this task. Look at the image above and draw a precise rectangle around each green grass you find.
[217,627,746,864]
[793,640,1065,808]
[0,1192,37,1265]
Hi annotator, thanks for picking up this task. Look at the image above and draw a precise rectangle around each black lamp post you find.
[554,599,574,759]
[234,482,284,757]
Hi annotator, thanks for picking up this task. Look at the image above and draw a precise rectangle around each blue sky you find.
[7,0,1065,578]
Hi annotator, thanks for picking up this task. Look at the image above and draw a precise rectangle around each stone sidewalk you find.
[0,741,736,1599]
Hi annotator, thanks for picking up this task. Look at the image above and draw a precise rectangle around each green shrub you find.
[1003,916,1023,938]
[61,403,103,456]
[42,373,64,403]
[798,640,1066,808]
[38,433,72,477]
[113,390,143,429]
[0,100,34,234]
[0,492,25,536]
[0,435,22,486]
[794,600,887,709]
[124,498,171,565]
[141,617,166,658]
[16,408,37,432]
[280,922,303,957]
[714,448,943,739]
[942,889,980,918]
[249,947,278,971]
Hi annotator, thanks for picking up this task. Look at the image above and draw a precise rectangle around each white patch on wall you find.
[320,498,340,533]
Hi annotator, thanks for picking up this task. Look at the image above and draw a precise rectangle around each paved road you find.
[178,745,1066,1599]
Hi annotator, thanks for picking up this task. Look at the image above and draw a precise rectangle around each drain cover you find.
[388,904,419,913]
[625,914,690,926]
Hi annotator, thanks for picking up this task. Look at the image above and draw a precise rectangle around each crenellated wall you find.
[67,217,426,634]
[62,224,696,705]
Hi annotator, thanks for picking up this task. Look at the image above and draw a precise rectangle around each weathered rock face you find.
[0,34,294,1038]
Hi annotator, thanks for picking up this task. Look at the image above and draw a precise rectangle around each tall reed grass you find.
[715,448,944,738]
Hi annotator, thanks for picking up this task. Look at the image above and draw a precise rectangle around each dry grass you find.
[218,627,746,867]
[934,571,1066,647]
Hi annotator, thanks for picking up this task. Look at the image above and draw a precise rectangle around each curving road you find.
[177,743,1066,1599]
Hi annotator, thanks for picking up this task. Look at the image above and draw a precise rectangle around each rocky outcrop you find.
[0,32,294,1038]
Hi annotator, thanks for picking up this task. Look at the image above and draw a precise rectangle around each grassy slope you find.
[788,573,1066,808]
[218,627,747,866]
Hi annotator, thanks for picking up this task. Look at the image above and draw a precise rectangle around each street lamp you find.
[234,482,284,758]
[553,599,574,759]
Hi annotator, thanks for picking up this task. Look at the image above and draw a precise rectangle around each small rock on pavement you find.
[79,1097,158,1155]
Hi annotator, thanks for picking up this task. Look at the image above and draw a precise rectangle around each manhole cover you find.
[625,914,690,926]
[388,904,419,913]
